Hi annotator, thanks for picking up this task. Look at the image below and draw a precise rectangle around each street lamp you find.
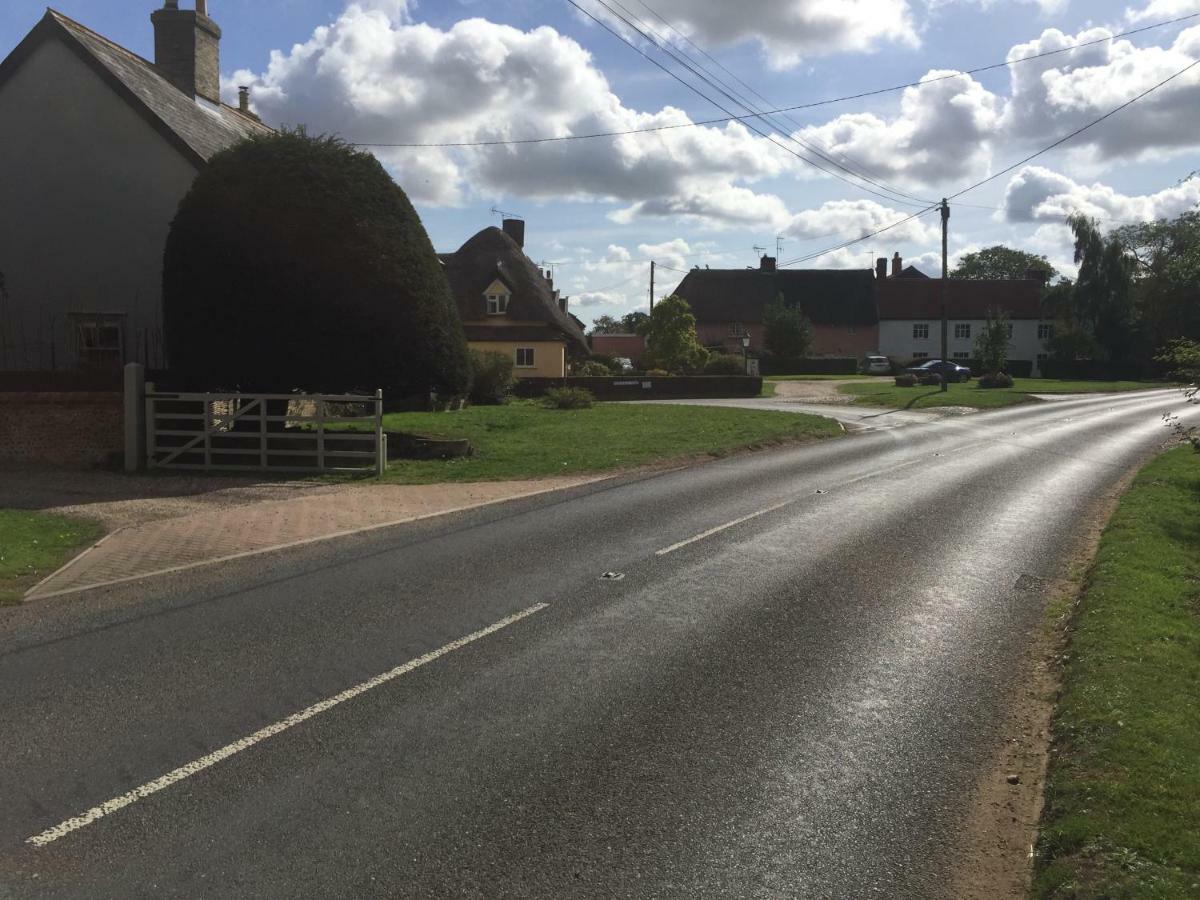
[741,332,751,374]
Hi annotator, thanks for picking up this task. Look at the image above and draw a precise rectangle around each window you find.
[1005,323,1014,339]
[1037,353,1048,362]
[730,321,746,337]
[515,347,535,368]
[912,351,929,359]
[1038,323,1054,340]
[486,292,509,315]
[71,313,124,368]
[954,323,971,340]
[952,351,969,359]
[912,323,929,340]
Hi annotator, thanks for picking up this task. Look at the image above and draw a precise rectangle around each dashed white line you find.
[655,500,795,556]
[26,602,550,848]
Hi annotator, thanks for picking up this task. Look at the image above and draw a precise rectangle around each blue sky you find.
[4,1,1199,322]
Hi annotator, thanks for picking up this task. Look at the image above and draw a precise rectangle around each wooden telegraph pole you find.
[649,260,656,312]
[940,198,950,392]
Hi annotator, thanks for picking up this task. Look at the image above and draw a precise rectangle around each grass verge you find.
[1033,446,1200,898]
[0,510,105,605]
[374,400,841,484]
[760,381,777,398]
[840,378,1165,410]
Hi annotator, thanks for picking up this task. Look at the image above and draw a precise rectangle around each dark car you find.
[905,359,971,384]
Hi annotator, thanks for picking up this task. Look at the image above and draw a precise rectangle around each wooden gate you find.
[144,387,385,475]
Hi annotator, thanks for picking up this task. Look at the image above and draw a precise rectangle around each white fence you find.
[143,384,385,475]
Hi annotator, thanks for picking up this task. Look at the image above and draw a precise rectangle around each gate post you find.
[123,362,145,473]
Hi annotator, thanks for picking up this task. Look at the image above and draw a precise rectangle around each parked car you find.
[905,359,972,383]
[862,355,892,375]
[613,357,634,373]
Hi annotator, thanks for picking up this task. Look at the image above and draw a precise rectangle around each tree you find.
[1156,338,1200,452]
[621,311,650,334]
[1068,214,1137,362]
[163,130,470,396]
[763,292,813,360]
[1113,211,1200,351]
[590,315,621,335]
[973,309,1010,375]
[640,295,708,373]
[950,245,1058,282]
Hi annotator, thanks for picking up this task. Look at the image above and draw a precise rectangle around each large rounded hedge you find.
[163,131,470,396]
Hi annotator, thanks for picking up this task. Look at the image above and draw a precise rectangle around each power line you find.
[570,0,935,208]
[351,12,1200,149]
[779,206,940,267]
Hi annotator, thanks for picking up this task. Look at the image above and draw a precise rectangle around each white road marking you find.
[26,603,550,848]
[655,500,795,556]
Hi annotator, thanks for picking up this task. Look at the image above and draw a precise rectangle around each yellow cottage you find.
[441,220,588,377]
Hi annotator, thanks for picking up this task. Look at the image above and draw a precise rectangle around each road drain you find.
[599,572,625,581]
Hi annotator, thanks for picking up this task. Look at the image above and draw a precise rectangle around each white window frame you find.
[70,312,125,368]
[515,347,535,368]
[912,351,929,359]
[954,323,971,340]
[951,351,969,360]
[912,323,929,340]
[1038,323,1054,340]
[486,292,510,315]
[1005,323,1014,339]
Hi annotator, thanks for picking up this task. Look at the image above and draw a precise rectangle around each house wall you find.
[878,318,1050,367]
[466,340,566,378]
[697,321,878,358]
[0,38,200,371]
[590,334,646,365]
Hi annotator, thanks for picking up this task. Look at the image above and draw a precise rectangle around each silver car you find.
[862,355,891,375]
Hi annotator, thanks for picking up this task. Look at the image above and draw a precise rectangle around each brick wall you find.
[0,392,123,468]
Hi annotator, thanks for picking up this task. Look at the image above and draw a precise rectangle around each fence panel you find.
[145,387,385,475]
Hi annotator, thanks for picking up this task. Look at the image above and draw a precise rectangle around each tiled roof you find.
[877,278,1045,320]
[671,267,879,327]
[1,10,272,167]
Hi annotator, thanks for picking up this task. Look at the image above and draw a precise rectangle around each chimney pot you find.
[876,257,888,280]
[501,218,525,249]
[891,252,902,278]
[238,85,250,112]
[760,255,776,272]
[152,0,222,103]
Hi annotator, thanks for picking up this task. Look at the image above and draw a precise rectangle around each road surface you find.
[0,389,1191,898]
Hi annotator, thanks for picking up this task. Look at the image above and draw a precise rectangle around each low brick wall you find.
[0,392,124,468]
[513,375,762,401]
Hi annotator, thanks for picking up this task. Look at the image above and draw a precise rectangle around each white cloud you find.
[784,199,939,243]
[224,3,795,224]
[1126,0,1200,24]
[1003,165,1200,221]
[601,0,920,70]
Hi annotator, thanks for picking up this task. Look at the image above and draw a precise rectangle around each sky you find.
[3,0,1199,324]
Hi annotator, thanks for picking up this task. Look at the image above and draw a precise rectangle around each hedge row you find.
[759,357,858,376]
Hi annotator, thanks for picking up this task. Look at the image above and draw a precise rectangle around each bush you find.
[163,130,469,394]
[645,368,670,377]
[574,361,614,377]
[543,387,594,409]
[760,356,858,376]
[587,353,620,372]
[469,350,515,404]
[703,354,746,376]
[978,372,1014,389]
[894,374,918,387]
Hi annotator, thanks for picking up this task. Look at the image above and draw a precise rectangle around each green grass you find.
[0,510,104,605]
[760,381,777,398]
[370,400,841,484]
[839,378,1165,410]
[1034,447,1200,898]
[766,374,877,381]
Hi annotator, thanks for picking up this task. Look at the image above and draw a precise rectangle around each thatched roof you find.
[443,227,588,356]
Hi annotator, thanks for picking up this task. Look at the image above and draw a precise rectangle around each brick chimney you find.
[891,252,902,278]
[760,255,776,272]
[876,257,888,280]
[1025,266,1048,284]
[152,1,222,104]
[502,218,525,248]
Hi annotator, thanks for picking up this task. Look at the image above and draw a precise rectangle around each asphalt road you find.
[0,389,1193,899]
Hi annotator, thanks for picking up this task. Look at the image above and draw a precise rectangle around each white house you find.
[0,2,272,372]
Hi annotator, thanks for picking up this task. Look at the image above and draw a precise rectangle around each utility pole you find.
[649,260,655,312]
[940,198,950,393]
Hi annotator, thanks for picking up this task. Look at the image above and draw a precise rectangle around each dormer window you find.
[486,292,509,315]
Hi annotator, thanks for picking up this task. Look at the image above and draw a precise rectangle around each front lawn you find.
[374,401,841,484]
[840,378,1166,410]
[0,510,104,605]
[1034,447,1200,898]
[766,374,878,382]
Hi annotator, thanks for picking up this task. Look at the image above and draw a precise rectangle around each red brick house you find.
[669,256,878,358]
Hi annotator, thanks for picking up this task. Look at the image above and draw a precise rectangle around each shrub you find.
[587,353,620,372]
[978,372,1014,389]
[163,130,469,395]
[574,361,614,377]
[894,374,918,387]
[469,350,515,404]
[544,387,594,409]
[703,354,746,376]
[645,368,670,377]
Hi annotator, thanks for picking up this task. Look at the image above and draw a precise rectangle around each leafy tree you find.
[640,295,708,373]
[590,315,621,335]
[163,130,469,395]
[973,309,1010,375]
[763,292,813,360]
[1068,214,1137,362]
[1156,338,1200,452]
[621,311,650,333]
[951,245,1058,283]
[1113,211,1200,351]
